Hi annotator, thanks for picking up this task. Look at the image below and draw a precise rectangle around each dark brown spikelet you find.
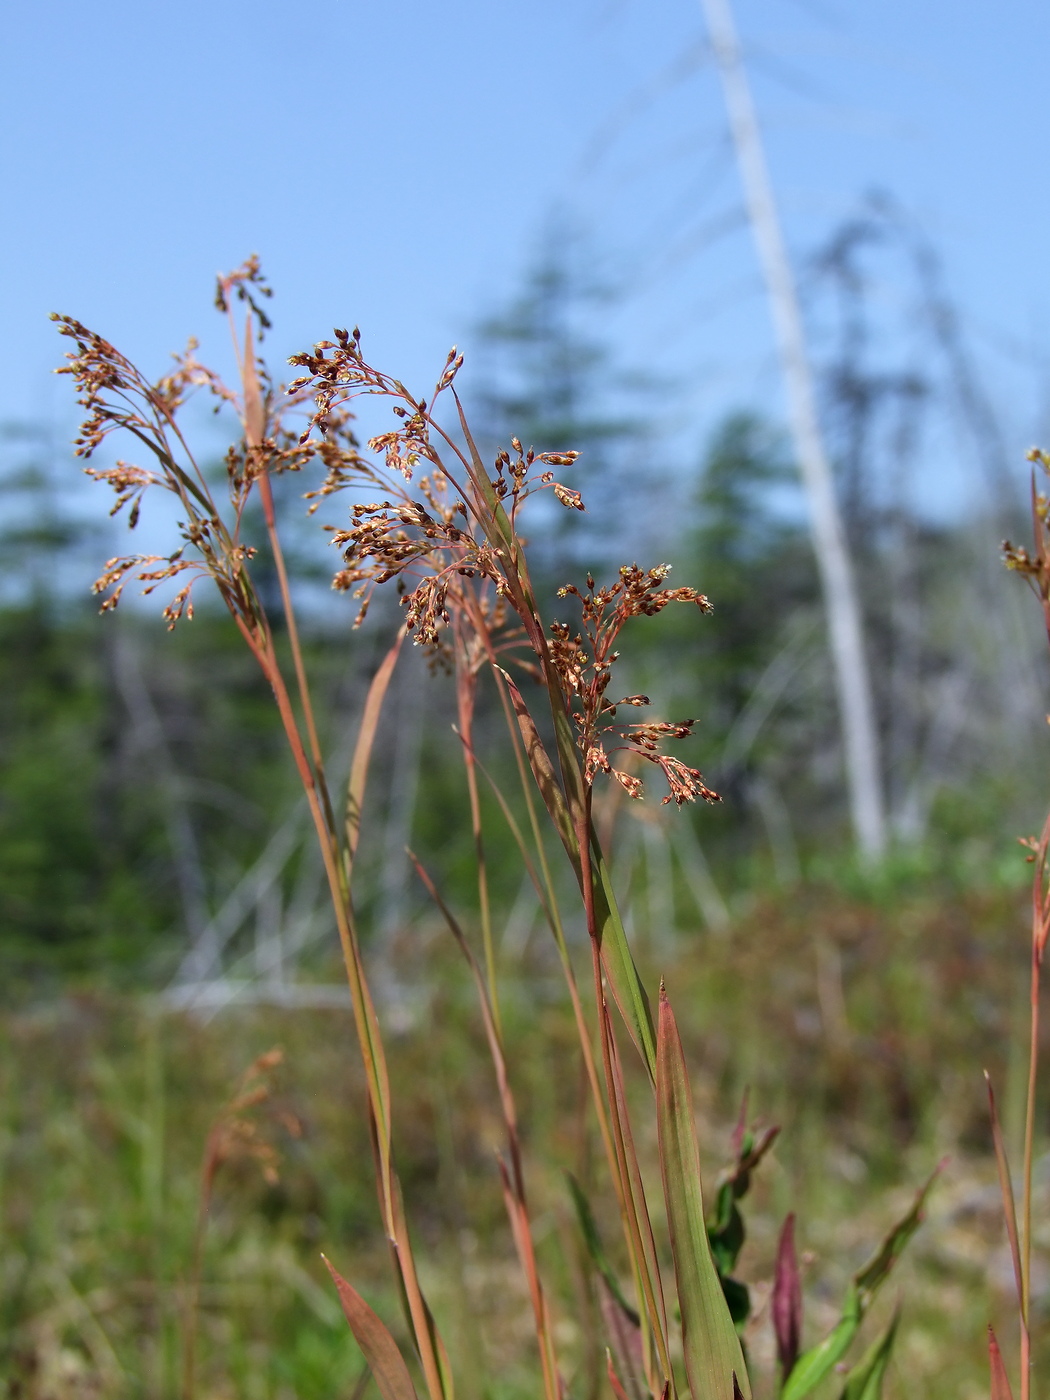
[547,564,719,805]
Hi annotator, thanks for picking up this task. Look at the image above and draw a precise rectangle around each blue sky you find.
[3,0,1049,516]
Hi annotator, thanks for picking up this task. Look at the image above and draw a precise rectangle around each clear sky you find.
[3,0,1049,512]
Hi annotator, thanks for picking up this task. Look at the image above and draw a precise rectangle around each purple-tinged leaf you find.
[599,1278,646,1400]
[773,1214,802,1379]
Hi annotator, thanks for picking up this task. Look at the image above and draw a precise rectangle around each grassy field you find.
[4,871,1042,1400]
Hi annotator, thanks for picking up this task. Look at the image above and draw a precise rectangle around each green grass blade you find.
[783,1166,939,1400]
[781,1290,862,1400]
[451,390,514,552]
[853,1165,940,1307]
[566,1171,640,1326]
[604,1007,672,1380]
[985,1072,1024,1313]
[323,1256,420,1400]
[656,986,751,1400]
[497,670,657,1076]
[390,1177,455,1400]
[838,1306,900,1400]
[591,833,657,1081]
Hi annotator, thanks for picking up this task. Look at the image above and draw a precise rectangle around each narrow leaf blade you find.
[989,1327,1015,1400]
[591,835,657,1080]
[986,1072,1024,1312]
[838,1306,900,1400]
[781,1292,862,1400]
[242,311,265,446]
[656,986,751,1400]
[599,1280,646,1400]
[567,1172,639,1326]
[346,630,404,874]
[323,1256,420,1400]
[783,1166,939,1400]
[497,668,576,861]
[606,1352,634,1400]
[854,1164,941,1307]
[499,668,656,1076]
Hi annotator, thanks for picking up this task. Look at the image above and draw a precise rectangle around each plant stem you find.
[1021,940,1039,1400]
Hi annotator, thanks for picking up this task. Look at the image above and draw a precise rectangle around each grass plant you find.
[986,450,1050,1400]
[37,259,1042,1400]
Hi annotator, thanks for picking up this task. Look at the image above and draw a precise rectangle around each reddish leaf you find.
[599,1279,645,1400]
[606,1353,633,1400]
[241,312,265,447]
[323,1256,419,1400]
[345,630,404,874]
[985,1073,1023,1312]
[989,1327,1015,1400]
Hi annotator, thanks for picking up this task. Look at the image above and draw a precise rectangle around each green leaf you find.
[323,1256,420,1400]
[853,1165,940,1309]
[566,1171,640,1326]
[498,669,656,1079]
[720,1276,751,1331]
[838,1307,900,1400]
[452,391,515,555]
[782,1167,939,1400]
[657,986,751,1400]
[781,1287,863,1400]
[590,834,657,1081]
[707,1117,779,1334]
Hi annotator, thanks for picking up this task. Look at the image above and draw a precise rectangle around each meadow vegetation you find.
[0,258,1046,1399]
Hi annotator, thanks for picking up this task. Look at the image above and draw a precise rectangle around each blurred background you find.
[2,2,1050,1397]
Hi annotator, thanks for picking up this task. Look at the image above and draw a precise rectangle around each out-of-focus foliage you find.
[0,606,295,986]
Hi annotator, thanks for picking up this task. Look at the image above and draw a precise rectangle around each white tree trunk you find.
[699,0,886,861]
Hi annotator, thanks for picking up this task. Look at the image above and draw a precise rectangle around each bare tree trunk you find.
[698,0,886,861]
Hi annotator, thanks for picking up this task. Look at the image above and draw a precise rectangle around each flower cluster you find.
[289,328,588,643]
[53,260,373,630]
[550,565,720,805]
[329,486,501,640]
[1004,448,1050,639]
